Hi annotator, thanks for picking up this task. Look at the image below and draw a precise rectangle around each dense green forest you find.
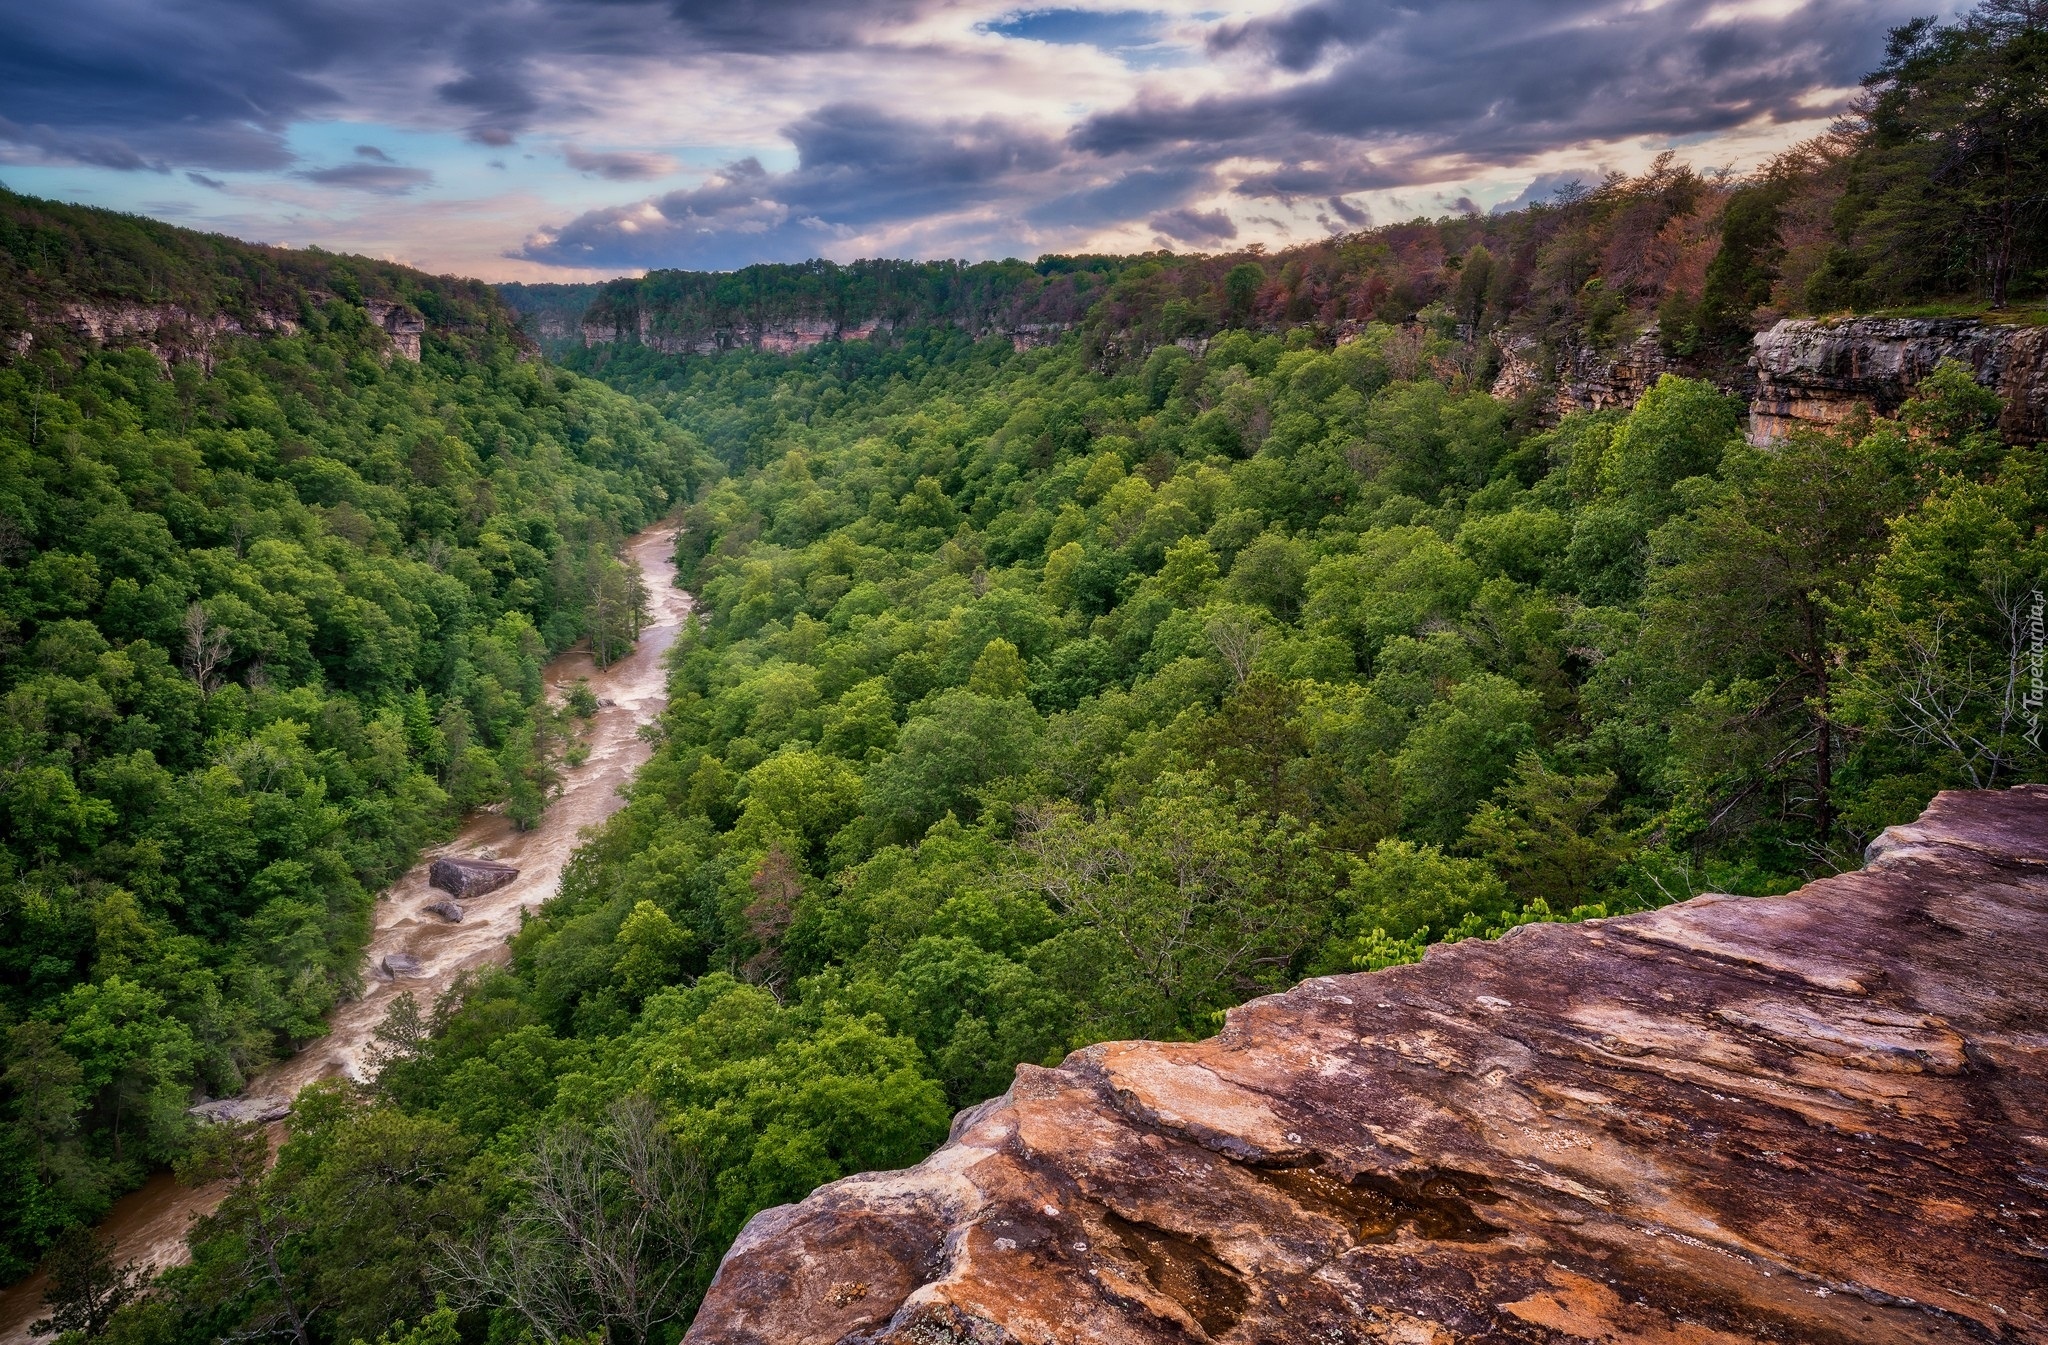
[126,315,2045,1345]
[0,191,709,1282]
[9,6,2048,1345]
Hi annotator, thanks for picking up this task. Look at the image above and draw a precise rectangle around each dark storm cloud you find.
[299,163,435,193]
[0,0,943,174]
[563,146,680,180]
[1077,0,1917,190]
[1150,206,1236,244]
[521,103,1070,269]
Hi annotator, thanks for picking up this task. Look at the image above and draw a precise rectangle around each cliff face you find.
[1493,328,1683,417]
[1,189,529,369]
[686,785,2048,1345]
[18,293,429,367]
[1751,317,2048,445]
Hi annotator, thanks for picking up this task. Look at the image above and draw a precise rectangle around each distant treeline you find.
[506,5,2047,383]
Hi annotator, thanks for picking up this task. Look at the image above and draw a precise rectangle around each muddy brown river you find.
[0,525,692,1343]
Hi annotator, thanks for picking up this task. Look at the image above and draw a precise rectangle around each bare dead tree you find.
[1205,614,1266,685]
[437,1096,706,1345]
[182,602,231,695]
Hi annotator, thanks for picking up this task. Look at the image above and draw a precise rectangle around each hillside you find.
[0,189,711,1280]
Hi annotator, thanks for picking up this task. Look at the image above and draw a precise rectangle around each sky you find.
[0,0,1952,283]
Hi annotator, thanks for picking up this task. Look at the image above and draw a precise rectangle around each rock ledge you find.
[687,786,2048,1345]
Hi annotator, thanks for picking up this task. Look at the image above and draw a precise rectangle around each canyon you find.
[685,784,2048,1345]
[0,528,693,1345]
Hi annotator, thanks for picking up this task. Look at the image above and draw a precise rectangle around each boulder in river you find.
[382,952,424,978]
[188,1095,291,1125]
[425,899,464,923]
[429,856,518,898]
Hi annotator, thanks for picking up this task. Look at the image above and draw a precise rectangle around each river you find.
[0,524,693,1344]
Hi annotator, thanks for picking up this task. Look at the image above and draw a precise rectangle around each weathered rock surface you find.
[428,856,519,899]
[1494,327,1682,418]
[424,899,464,923]
[1752,316,2048,445]
[187,1095,291,1125]
[688,785,2048,1345]
[380,952,424,978]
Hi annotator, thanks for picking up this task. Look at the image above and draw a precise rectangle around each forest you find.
[0,190,710,1283]
[6,4,2048,1345]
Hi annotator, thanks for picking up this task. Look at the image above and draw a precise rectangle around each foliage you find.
[0,195,708,1277]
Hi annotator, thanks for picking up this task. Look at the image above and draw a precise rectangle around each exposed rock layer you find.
[17,292,430,367]
[1493,327,1682,418]
[1751,317,2048,445]
[687,786,2048,1345]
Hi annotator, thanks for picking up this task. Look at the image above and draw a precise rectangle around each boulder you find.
[424,899,464,923]
[188,1094,291,1125]
[429,856,519,899]
[381,952,424,978]
[686,785,2048,1345]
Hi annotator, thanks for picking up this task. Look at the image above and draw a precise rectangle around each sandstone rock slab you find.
[424,899,464,923]
[687,785,2048,1345]
[381,952,424,978]
[428,857,518,899]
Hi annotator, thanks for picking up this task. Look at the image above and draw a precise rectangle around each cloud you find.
[521,102,1082,269]
[562,145,681,180]
[299,162,435,193]
[186,170,227,189]
[0,0,1938,277]
[1490,169,1602,214]
[1079,0,1923,191]
[1150,205,1235,245]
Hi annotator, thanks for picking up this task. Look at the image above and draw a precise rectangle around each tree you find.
[1644,425,1908,843]
[861,691,1041,843]
[966,638,1029,698]
[1311,838,1508,974]
[438,1096,706,1345]
[180,603,231,695]
[1462,754,1630,906]
[180,1120,314,1345]
[1016,774,1324,1036]
[1832,6,2048,306]
[587,553,649,668]
[30,1227,143,1340]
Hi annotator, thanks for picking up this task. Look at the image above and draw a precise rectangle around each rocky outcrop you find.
[380,952,424,978]
[1492,326,1685,418]
[424,899,464,923]
[1751,317,2048,445]
[687,785,2048,1345]
[14,292,428,367]
[428,857,518,899]
[363,298,426,362]
[187,1094,291,1125]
